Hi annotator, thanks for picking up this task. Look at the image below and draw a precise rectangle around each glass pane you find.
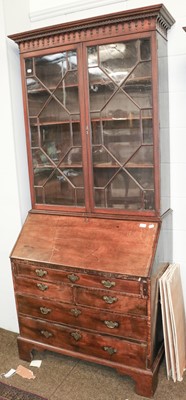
[101,89,140,120]
[92,145,114,165]
[30,122,39,147]
[59,167,84,187]
[32,148,52,169]
[87,38,154,212]
[88,46,98,66]
[107,171,143,209]
[126,145,153,166]
[140,39,151,61]
[35,53,67,88]
[54,83,80,114]
[124,62,152,108]
[25,59,34,76]
[99,41,138,84]
[44,170,82,206]
[27,84,50,117]
[25,49,85,208]
[142,110,153,143]
[39,98,69,123]
[126,168,154,190]
[144,191,154,210]
[88,68,115,111]
[62,148,82,166]
[33,166,53,186]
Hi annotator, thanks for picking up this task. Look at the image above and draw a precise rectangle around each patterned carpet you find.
[0,381,47,400]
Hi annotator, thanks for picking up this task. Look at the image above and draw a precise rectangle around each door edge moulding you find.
[29,0,127,23]
[9,4,175,54]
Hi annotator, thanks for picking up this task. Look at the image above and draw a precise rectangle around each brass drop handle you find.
[67,274,79,283]
[103,346,117,355]
[101,280,116,289]
[41,330,52,339]
[70,308,81,317]
[35,269,47,277]
[37,283,48,291]
[102,295,118,304]
[40,307,51,315]
[71,331,82,341]
[104,320,119,329]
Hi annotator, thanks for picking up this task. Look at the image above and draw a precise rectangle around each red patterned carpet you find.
[0,381,47,400]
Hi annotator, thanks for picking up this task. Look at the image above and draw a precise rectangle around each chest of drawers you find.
[11,213,168,398]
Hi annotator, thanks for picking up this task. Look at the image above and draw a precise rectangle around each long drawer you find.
[16,294,148,341]
[12,260,142,294]
[75,287,147,316]
[18,316,147,369]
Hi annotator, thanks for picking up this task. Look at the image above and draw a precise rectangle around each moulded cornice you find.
[9,4,175,53]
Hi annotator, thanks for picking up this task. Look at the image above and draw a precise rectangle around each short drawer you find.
[16,294,148,341]
[75,287,147,316]
[14,276,73,303]
[12,260,142,294]
[19,316,147,369]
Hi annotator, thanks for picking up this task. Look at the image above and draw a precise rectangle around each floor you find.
[0,328,185,400]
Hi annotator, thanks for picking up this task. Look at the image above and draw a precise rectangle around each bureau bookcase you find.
[9,4,174,397]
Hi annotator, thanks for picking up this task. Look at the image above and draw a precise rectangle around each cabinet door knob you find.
[70,308,81,317]
[40,307,51,315]
[41,330,52,339]
[71,331,82,341]
[104,320,119,329]
[35,269,47,277]
[37,283,48,291]
[67,274,79,283]
[101,280,115,288]
[102,295,118,304]
[103,346,117,355]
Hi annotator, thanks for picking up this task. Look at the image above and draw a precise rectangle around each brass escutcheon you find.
[40,307,51,315]
[35,269,47,277]
[70,308,81,317]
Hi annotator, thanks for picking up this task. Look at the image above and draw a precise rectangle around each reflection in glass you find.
[99,42,138,84]
[88,37,154,211]
[25,49,85,207]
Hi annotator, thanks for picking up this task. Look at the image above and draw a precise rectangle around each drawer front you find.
[12,260,142,294]
[76,287,147,316]
[16,294,147,341]
[19,316,147,368]
[14,276,73,303]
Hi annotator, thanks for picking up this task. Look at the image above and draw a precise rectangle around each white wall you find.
[0,0,30,332]
[1,0,186,332]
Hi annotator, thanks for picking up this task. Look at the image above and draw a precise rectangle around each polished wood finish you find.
[9,4,174,397]
[11,213,168,397]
